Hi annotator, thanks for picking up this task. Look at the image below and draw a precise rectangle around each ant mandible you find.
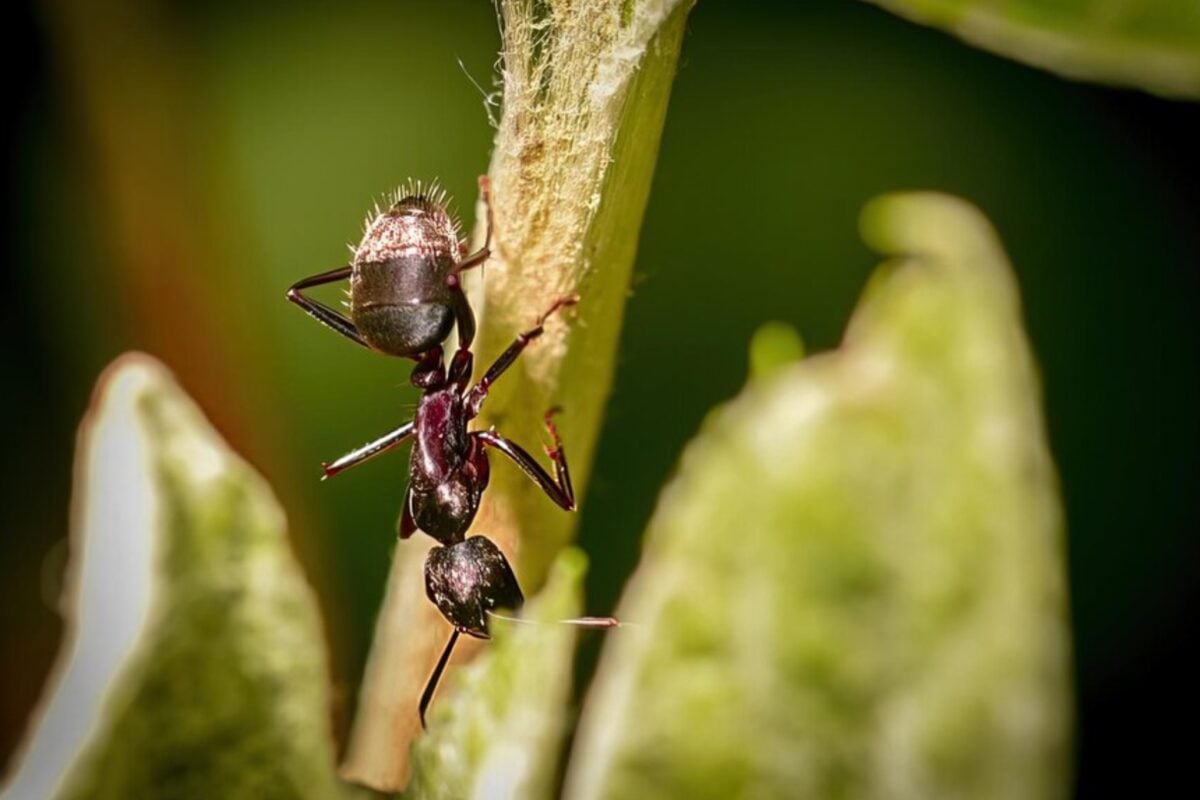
[285,178,615,726]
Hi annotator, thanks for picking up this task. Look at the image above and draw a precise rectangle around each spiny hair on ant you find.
[386,177,455,216]
[355,178,462,243]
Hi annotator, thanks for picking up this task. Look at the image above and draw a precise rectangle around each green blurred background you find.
[3,1,1197,796]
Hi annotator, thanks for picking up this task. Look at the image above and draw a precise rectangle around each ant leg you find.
[541,408,574,505]
[321,421,415,479]
[448,284,477,353]
[454,174,494,272]
[475,414,574,511]
[419,628,461,729]
[465,295,579,416]
[286,265,370,349]
[445,176,493,360]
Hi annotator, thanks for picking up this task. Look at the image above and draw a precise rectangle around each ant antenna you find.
[419,628,461,729]
[418,615,620,729]
[486,610,621,629]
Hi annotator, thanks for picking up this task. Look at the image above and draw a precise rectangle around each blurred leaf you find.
[407,549,590,800]
[865,0,1200,98]
[2,354,345,800]
[749,321,806,380]
[343,1,696,790]
[565,193,1072,800]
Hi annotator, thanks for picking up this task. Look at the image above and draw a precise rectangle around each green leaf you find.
[864,0,1200,99]
[407,549,591,800]
[2,354,345,800]
[748,321,807,380]
[343,1,696,790]
[565,193,1072,800]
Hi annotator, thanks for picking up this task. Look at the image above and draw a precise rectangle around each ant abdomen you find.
[287,179,490,359]
[425,536,524,638]
[350,198,461,356]
[353,286,455,356]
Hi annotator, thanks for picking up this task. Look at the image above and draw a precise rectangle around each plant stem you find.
[341,0,695,791]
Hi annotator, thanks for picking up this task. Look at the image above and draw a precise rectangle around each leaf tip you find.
[859,191,1000,265]
[748,321,805,380]
[549,545,589,584]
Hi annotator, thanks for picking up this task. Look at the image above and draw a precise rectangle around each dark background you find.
[3,1,1197,796]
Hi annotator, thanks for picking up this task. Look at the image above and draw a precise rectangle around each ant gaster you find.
[286,176,493,359]
[286,179,615,726]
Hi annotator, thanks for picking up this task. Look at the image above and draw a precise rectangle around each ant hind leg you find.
[454,174,495,272]
[286,265,371,349]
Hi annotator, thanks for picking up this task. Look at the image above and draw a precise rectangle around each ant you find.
[285,179,615,726]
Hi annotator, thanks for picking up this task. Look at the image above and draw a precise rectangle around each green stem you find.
[341,1,695,792]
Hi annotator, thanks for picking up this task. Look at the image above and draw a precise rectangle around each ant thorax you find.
[412,389,469,482]
[354,194,462,267]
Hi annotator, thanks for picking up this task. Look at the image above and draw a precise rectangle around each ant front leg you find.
[475,409,575,511]
[465,294,579,417]
[321,420,415,479]
[286,265,370,349]
[541,407,575,507]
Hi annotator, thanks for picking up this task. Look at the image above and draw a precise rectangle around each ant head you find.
[424,536,524,638]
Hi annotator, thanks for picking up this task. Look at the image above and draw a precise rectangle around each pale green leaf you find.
[865,0,1200,98]
[565,193,1072,800]
[749,321,807,380]
[2,354,345,800]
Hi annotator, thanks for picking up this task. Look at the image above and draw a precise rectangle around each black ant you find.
[285,180,615,726]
